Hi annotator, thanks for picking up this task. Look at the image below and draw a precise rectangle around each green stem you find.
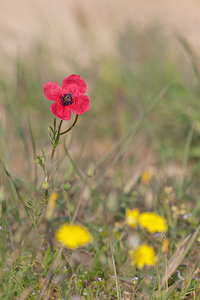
[60,114,79,136]
[51,147,56,160]
[51,120,63,159]
[56,120,63,142]
[50,115,78,159]
[110,239,121,300]
[65,190,71,223]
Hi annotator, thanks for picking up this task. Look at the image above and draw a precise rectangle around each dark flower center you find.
[60,93,73,106]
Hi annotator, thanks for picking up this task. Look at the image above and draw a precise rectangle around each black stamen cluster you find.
[60,93,73,106]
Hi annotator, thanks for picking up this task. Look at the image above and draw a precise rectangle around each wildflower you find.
[55,223,92,249]
[183,213,192,220]
[139,212,167,233]
[192,276,197,281]
[132,276,139,284]
[46,192,58,220]
[43,74,90,120]
[70,296,81,300]
[162,239,169,253]
[48,192,58,208]
[153,233,160,238]
[126,209,139,228]
[129,244,156,269]
[132,276,139,281]
[141,169,151,184]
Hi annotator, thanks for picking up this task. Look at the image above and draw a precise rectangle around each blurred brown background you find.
[1,0,200,74]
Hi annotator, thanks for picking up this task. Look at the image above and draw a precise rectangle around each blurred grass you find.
[0,26,200,299]
[1,27,200,170]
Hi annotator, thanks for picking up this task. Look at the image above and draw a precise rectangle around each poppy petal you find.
[70,95,90,115]
[50,102,71,120]
[62,75,87,95]
[43,81,63,102]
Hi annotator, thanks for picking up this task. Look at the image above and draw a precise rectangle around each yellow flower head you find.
[46,192,58,220]
[129,244,156,269]
[162,239,169,253]
[126,209,140,228]
[141,169,151,184]
[139,212,167,233]
[48,192,58,209]
[55,223,92,249]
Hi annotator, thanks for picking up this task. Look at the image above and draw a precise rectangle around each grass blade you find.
[161,225,200,287]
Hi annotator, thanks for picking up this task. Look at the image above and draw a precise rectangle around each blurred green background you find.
[1,25,200,180]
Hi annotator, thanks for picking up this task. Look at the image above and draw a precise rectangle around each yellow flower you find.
[55,223,92,249]
[126,209,140,228]
[46,192,58,220]
[48,192,58,208]
[129,244,156,269]
[162,239,169,253]
[139,212,167,233]
[141,170,151,184]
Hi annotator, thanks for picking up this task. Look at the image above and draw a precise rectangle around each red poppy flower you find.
[43,74,90,120]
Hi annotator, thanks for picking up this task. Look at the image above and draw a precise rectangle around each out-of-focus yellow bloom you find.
[55,223,92,249]
[48,192,58,208]
[126,209,140,228]
[162,239,169,253]
[129,244,156,269]
[46,192,58,220]
[139,212,167,233]
[141,170,151,184]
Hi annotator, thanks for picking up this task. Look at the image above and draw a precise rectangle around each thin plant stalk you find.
[39,191,80,299]
[51,120,63,159]
[93,83,172,189]
[38,245,64,300]
[65,190,71,223]
[50,115,79,159]
[179,127,193,197]
[60,114,78,136]
[165,253,168,291]
[110,240,121,300]
[92,83,172,173]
